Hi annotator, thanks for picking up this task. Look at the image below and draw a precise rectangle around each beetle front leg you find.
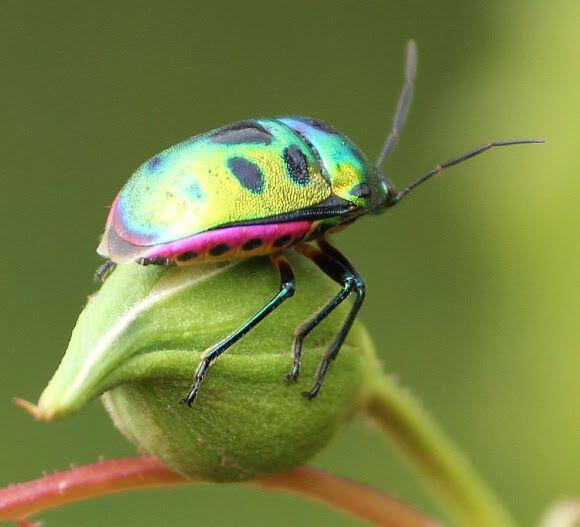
[292,240,366,399]
[305,272,365,399]
[286,274,355,383]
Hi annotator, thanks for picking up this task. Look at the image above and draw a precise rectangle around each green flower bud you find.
[33,255,378,482]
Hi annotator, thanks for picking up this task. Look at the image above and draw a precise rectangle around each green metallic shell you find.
[279,117,388,210]
[113,119,333,246]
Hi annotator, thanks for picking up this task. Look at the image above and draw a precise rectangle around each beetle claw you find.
[302,390,317,400]
[285,371,299,383]
[180,395,195,407]
[285,359,301,383]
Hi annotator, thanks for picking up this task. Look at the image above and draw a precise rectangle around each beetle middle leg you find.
[290,239,365,399]
[181,252,296,406]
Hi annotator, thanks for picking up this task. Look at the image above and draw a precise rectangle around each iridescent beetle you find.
[97,41,543,406]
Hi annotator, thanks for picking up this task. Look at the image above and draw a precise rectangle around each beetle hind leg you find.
[94,260,117,283]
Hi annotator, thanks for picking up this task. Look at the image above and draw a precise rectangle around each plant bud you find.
[34,255,378,481]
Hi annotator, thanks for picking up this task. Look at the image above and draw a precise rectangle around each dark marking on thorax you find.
[283,146,310,186]
[349,182,371,200]
[209,121,273,145]
[287,128,331,185]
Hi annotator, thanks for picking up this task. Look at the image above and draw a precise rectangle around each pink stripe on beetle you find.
[142,221,314,261]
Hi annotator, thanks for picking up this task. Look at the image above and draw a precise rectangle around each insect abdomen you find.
[138,221,315,265]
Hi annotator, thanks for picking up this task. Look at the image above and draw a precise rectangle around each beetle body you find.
[97,117,392,266]
[96,41,541,405]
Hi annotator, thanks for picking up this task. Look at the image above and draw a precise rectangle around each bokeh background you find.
[2,2,578,525]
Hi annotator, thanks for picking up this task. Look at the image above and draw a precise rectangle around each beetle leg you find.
[94,260,117,283]
[181,253,296,407]
[292,240,365,399]
[286,248,353,383]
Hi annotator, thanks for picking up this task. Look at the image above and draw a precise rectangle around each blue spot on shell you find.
[186,182,205,201]
[147,156,163,171]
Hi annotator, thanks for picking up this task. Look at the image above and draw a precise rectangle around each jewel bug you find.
[97,41,543,405]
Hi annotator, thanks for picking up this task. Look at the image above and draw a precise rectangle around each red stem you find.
[0,456,441,527]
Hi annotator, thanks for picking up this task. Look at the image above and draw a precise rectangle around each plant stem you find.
[0,456,440,527]
[366,373,516,527]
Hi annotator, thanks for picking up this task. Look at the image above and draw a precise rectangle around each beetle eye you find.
[375,172,392,199]
[378,172,394,191]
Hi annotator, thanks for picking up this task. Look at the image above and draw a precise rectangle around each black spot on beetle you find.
[273,235,292,247]
[283,146,310,186]
[286,126,331,185]
[136,257,169,266]
[227,157,265,193]
[303,118,338,135]
[242,238,263,251]
[209,121,273,145]
[177,251,198,262]
[350,182,371,199]
[209,244,230,256]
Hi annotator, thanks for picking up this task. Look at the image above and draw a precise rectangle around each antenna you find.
[376,39,417,169]
[376,40,545,205]
[393,139,545,203]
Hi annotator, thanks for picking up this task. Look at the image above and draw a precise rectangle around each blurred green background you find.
[1,1,578,525]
